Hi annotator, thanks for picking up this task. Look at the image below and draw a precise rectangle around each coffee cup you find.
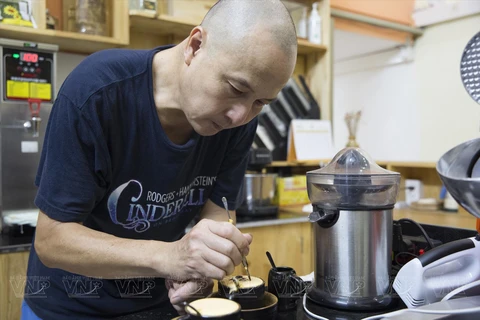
[218,275,265,301]
[267,267,305,311]
[179,298,241,320]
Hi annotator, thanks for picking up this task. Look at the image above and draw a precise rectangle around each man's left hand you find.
[166,278,214,314]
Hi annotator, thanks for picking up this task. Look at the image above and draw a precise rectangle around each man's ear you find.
[184,26,205,66]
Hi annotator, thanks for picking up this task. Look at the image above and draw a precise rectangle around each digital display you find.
[3,47,54,102]
[20,52,38,63]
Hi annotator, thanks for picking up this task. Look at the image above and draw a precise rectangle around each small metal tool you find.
[221,196,233,224]
[221,197,252,281]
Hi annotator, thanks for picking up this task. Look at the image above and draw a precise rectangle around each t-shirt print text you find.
[107,177,217,232]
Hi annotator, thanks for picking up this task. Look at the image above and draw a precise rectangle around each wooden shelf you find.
[387,161,437,169]
[297,38,328,55]
[130,13,196,38]
[0,24,128,54]
[269,160,327,167]
[394,208,477,231]
[269,159,391,168]
[129,12,327,56]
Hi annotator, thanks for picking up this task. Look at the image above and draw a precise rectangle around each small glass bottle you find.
[67,6,77,32]
[46,9,56,30]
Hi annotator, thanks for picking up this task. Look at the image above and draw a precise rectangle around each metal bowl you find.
[437,137,480,219]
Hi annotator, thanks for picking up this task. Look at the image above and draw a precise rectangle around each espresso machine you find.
[305,147,401,313]
[0,38,57,234]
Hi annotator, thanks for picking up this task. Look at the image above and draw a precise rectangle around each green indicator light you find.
[12,53,20,58]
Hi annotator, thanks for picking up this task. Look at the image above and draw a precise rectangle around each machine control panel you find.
[2,47,54,102]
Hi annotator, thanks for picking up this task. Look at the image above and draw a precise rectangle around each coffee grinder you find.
[305,147,401,312]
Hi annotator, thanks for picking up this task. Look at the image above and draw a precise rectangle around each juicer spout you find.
[309,205,339,228]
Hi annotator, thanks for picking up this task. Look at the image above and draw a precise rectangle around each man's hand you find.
[166,278,214,315]
[167,219,252,280]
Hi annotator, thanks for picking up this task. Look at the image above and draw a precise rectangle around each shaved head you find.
[201,0,297,57]
[166,0,298,136]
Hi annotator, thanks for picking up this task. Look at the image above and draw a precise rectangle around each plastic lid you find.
[306,148,400,210]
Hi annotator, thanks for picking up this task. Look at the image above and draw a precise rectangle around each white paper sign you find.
[21,141,38,153]
[288,120,334,160]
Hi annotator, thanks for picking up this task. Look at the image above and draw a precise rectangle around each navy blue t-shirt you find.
[24,45,257,319]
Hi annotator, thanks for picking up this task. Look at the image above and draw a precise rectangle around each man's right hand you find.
[166,219,252,281]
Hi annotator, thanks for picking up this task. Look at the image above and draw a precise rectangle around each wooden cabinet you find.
[0,251,30,320]
[233,222,313,284]
[331,0,415,26]
[0,0,332,120]
[0,0,129,54]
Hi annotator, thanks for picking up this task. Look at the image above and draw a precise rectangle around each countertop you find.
[2,207,477,319]
[0,232,32,253]
[253,205,479,231]
[114,295,409,320]
[1,205,477,253]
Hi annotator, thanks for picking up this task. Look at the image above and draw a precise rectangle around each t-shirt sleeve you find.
[209,118,258,210]
[34,94,109,223]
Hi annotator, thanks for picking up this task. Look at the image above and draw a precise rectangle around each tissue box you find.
[275,176,310,207]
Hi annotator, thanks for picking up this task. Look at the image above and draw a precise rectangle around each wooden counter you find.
[278,205,478,231]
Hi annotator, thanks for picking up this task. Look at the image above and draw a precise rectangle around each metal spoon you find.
[221,197,252,281]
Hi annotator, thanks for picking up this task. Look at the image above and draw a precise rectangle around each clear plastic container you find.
[306,147,400,210]
[75,0,107,36]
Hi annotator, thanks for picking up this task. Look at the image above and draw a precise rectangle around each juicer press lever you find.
[308,206,339,228]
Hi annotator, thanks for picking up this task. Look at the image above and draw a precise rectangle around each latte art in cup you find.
[221,276,264,294]
[186,298,240,317]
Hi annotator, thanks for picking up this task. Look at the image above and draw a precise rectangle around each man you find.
[22,0,297,318]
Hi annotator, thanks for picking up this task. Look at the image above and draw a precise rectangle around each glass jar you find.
[129,0,141,10]
[75,0,107,36]
[129,0,157,13]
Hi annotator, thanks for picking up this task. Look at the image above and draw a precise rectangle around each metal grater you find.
[461,31,480,104]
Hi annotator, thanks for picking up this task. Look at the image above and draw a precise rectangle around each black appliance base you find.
[306,287,400,312]
[300,294,405,320]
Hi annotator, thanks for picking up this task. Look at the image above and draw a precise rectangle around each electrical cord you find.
[301,294,330,320]
[397,218,435,250]
[394,251,418,266]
